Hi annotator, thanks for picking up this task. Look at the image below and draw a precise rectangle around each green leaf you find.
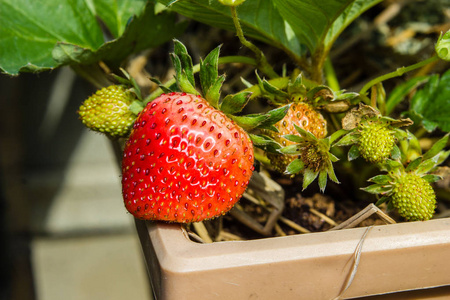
[409,70,450,132]
[323,0,382,52]
[158,0,380,65]
[1,0,186,74]
[173,39,195,85]
[285,159,304,175]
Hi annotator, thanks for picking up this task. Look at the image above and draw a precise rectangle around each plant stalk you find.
[359,56,439,96]
[230,6,278,79]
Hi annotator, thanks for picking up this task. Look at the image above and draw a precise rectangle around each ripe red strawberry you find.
[121,92,254,223]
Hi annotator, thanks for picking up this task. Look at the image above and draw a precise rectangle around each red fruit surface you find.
[121,92,254,223]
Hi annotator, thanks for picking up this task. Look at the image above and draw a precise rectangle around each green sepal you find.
[205,75,225,108]
[422,174,442,183]
[375,196,390,206]
[391,144,401,160]
[393,128,409,141]
[368,174,391,184]
[287,74,307,96]
[282,134,303,143]
[285,158,304,175]
[415,156,439,175]
[129,101,145,115]
[149,77,175,94]
[382,159,404,172]
[329,129,349,145]
[348,145,360,161]
[262,78,289,100]
[302,169,319,190]
[307,85,334,104]
[328,152,339,163]
[257,104,291,130]
[293,123,317,140]
[173,40,195,86]
[249,134,282,153]
[335,91,361,104]
[220,91,252,114]
[231,114,269,131]
[279,144,301,155]
[333,131,358,147]
[120,68,143,101]
[318,170,328,192]
[405,157,423,172]
[170,53,198,95]
[437,150,450,165]
[361,184,391,195]
[327,164,339,183]
[387,200,395,211]
[422,133,449,161]
[200,45,222,106]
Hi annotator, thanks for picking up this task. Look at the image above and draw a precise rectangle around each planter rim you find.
[137,217,450,299]
[147,217,450,273]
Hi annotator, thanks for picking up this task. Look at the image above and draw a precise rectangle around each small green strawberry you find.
[121,92,254,223]
[358,120,396,164]
[391,172,436,221]
[78,85,138,138]
[264,101,327,172]
[337,104,412,164]
[362,134,449,221]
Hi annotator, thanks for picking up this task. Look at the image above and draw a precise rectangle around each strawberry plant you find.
[2,0,450,239]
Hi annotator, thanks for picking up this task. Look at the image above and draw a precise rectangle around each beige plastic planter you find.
[135,218,450,300]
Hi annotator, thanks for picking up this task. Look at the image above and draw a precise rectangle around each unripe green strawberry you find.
[265,102,327,172]
[78,85,137,138]
[358,121,395,164]
[391,173,436,221]
[121,92,254,223]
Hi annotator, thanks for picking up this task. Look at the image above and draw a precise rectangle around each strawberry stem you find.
[359,55,439,98]
[230,6,279,79]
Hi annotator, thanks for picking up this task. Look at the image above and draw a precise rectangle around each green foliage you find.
[0,0,186,75]
[407,70,450,132]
